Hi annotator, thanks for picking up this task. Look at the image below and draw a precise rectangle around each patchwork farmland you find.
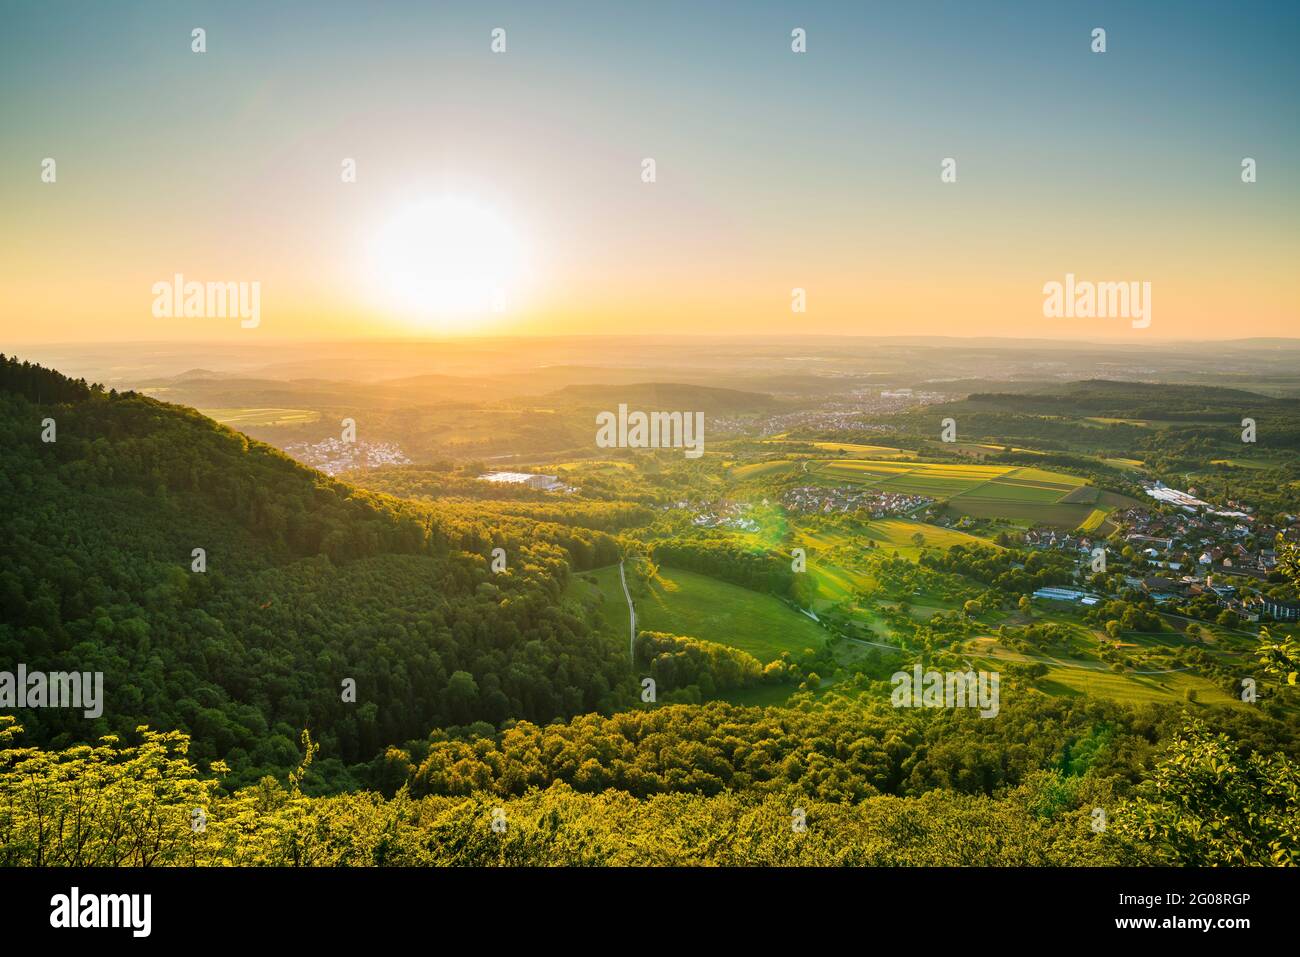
[803,459,1128,527]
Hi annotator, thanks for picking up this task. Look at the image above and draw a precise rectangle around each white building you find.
[480,471,561,491]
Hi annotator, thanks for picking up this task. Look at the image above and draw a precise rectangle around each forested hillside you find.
[0,356,631,789]
[908,380,1300,456]
[962,380,1292,421]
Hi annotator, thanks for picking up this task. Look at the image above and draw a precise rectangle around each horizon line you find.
[10,334,1300,348]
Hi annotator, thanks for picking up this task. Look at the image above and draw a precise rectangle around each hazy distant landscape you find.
[24,336,1300,465]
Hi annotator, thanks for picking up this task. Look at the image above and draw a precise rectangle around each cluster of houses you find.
[1023,529,1099,553]
[1111,502,1290,578]
[874,388,947,403]
[1029,568,1300,622]
[930,513,991,531]
[687,500,761,532]
[284,437,411,476]
[781,484,934,518]
[725,408,895,437]
[1020,490,1300,623]
[1120,574,1300,622]
[722,390,951,438]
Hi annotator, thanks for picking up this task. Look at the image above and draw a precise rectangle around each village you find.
[781,484,935,518]
[283,437,412,476]
[710,388,949,438]
[685,500,762,533]
[1019,482,1300,624]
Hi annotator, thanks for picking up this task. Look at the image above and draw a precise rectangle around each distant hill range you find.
[957,379,1297,420]
[544,381,782,414]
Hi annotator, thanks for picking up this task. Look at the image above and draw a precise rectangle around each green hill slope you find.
[0,355,628,789]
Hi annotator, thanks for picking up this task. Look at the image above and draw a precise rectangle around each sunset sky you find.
[2,0,1297,343]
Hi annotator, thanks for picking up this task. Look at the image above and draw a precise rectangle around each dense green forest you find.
[632,631,770,699]
[397,691,1298,801]
[2,700,1296,865]
[961,380,1287,421]
[0,356,631,789]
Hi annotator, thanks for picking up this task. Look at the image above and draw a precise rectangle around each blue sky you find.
[2,1,1296,340]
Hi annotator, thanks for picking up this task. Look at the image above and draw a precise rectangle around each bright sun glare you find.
[370,195,521,325]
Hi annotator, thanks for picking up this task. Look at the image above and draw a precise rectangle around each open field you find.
[799,458,1128,527]
[731,459,804,480]
[1084,416,1151,427]
[804,441,909,456]
[861,518,990,557]
[942,498,1098,526]
[818,458,1011,495]
[733,457,1110,532]
[199,407,321,427]
[545,459,636,472]
[1038,664,1238,706]
[1079,508,1109,533]
[789,534,871,606]
[759,438,912,457]
[1103,457,1146,471]
[787,519,993,605]
[567,563,827,663]
[974,443,1046,456]
[639,566,828,662]
[962,636,1242,707]
[1209,456,1292,469]
[815,460,1081,494]
[739,454,1130,532]
[952,481,1066,504]
[1003,467,1087,488]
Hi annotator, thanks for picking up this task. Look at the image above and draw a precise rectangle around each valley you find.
[3,340,1299,867]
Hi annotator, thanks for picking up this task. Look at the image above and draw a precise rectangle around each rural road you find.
[619,558,637,663]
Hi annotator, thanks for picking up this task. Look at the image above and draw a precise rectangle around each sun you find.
[369,195,522,325]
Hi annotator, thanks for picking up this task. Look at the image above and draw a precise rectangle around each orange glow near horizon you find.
[2,6,1296,345]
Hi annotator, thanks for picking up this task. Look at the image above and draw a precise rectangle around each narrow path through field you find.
[618,558,637,664]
